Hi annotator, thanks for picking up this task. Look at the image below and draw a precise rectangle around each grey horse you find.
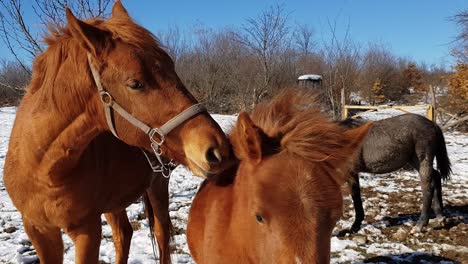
[339,114,452,232]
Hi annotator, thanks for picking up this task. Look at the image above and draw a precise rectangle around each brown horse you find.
[3,1,231,264]
[187,89,372,264]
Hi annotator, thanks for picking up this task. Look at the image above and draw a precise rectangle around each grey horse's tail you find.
[435,124,452,181]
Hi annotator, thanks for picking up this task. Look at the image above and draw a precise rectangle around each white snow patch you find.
[330,237,356,252]
[366,242,414,255]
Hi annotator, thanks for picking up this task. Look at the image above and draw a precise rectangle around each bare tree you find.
[0,0,40,73]
[157,24,190,63]
[0,0,112,74]
[421,64,448,92]
[232,4,290,107]
[0,59,29,105]
[359,43,406,104]
[174,26,250,112]
[293,23,315,56]
[293,23,322,83]
[321,19,361,118]
[33,0,111,27]
[451,9,468,63]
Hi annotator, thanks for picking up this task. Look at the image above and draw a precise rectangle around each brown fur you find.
[187,89,372,263]
[4,1,232,264]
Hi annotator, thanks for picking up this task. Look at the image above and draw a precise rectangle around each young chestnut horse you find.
[187,90,372,264]
[339,114,452,232]
[4,2,231,264]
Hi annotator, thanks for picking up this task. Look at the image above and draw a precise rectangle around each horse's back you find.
[360,114,439,173]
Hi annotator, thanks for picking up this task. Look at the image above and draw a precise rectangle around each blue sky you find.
[0,0,466,67]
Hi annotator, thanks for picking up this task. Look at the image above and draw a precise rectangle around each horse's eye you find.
[127,79,144,90]
[255,213,264,224]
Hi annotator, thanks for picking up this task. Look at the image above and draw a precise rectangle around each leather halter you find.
[87,53,207,177]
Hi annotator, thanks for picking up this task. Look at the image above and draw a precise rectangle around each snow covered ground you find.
[0,107,467,263]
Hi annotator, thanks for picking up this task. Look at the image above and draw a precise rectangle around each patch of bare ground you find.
[335,168,468,263]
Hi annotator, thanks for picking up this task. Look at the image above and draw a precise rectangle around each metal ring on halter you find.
[149,128,165,146]
[99,91,113,106]
[151,142,163,156]
[161,166,171,178]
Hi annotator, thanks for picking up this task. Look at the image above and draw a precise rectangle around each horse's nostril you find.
[206,147,222,165]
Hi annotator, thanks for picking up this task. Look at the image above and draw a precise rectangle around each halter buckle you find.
[99,91,113,106]
[149,128,165,146]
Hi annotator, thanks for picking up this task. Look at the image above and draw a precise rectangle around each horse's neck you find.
[35,111,101,182]
[17,50,106,185]
[20,91,103,185]
[207,183,244,257]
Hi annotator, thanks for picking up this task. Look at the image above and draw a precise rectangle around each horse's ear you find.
[232,112,263,164]
[344,121,373,151]
[111,0,131,20]
[66,8,105,57]
[330,121,373,186]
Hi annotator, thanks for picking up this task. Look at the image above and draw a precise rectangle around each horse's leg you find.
[431,169,444,219]
[22,217,64,263]
[145,175,172,264]
[105,211,133,264]
[416,158,435,229]
[65,216,101,264]
[349,172,364,233]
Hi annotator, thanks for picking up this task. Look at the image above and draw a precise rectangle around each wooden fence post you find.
[341,87,346,119]
[342,106,348,120]
[429,85,437,122]
[427,105,434,121]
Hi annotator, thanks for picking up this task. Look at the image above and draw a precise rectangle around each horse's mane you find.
[337,117,366,129]
[27,16,166,113]
[248,89,359,184]
[44,17,164,56]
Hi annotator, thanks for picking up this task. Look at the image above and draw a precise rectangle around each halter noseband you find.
[87,53,207,177]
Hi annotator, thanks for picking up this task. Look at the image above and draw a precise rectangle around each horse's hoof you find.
[410,225,423,234]
[430,216,446,226]
[333,229,351,237]
[350,223,361,233]
[411,220,428,234]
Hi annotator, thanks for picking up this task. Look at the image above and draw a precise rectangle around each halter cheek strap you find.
[87,53,207,177]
